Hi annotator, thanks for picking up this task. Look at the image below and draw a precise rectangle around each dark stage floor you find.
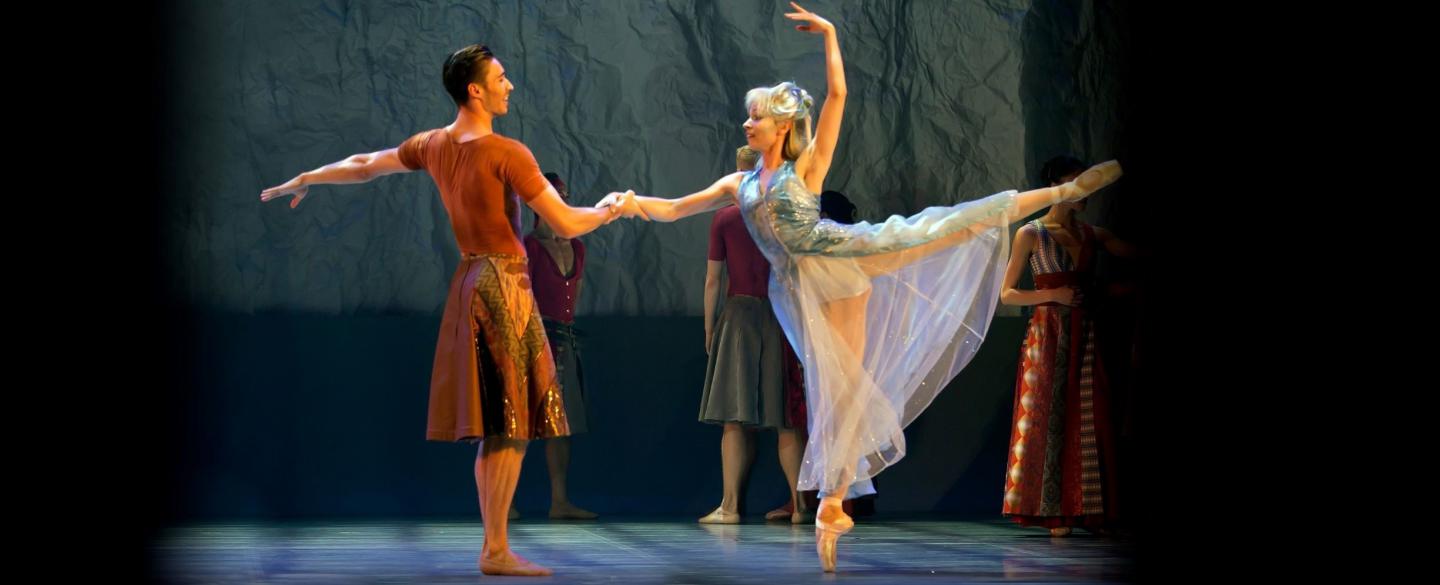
[154,517,1134,584]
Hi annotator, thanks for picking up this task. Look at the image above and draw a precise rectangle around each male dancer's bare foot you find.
[698,506,741,524]
[549,501,599,520]
[1049,527,1073,537]
[479,550,553,576]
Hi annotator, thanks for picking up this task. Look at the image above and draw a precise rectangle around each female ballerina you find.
[601,3,1123,572]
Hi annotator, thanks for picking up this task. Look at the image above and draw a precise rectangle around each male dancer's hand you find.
[261,176,309,209]
[595,191,621,209]
[597,190,651,221]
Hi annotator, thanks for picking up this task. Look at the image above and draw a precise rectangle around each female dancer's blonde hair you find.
[744,81,814,161]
